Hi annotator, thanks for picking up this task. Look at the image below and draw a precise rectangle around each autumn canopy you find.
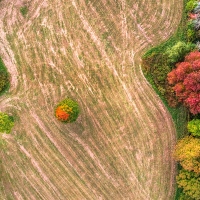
[55,98,79,123]
[167,51,200,114]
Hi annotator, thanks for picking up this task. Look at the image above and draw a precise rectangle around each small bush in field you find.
[20,6,28,16]
[55,98,79,123]
[0,112,14,134]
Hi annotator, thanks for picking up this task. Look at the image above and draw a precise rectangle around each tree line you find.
[142,0,200,199]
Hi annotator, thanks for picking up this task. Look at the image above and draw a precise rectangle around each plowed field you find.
[0,0,182,199]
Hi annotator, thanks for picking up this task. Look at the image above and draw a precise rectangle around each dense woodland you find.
[142,0,200,199]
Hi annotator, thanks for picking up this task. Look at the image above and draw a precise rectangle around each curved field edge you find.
[0,0,182,200]
[141,0,190,199]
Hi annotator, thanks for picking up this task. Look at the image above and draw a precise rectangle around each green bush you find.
[165,41,196,64]
[187,28,196,42]
[0,112,14,134]
[186,21,197,42]
[55,98,80,123]
[185,0,198,13]
[0,57,9,95]
[20,6,28,16]
[188,119,200,137]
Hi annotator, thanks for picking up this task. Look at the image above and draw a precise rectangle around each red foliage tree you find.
[167,51,200,114]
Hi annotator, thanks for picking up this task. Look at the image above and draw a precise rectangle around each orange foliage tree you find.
[55,98,79,123]
[55,106,70,121]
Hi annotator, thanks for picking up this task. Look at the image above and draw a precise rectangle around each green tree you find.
[177,169,200,200]
[165,41,196,64]
[188,119,200,137]
[0,112,14,134]
[174,136,200,173]
[186,0,198,13]
[55,98,80,123]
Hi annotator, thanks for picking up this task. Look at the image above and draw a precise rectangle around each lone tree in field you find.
[55,98,79,123]
[167,51,200,114]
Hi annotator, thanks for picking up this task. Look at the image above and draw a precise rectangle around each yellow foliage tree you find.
[174,136,200,174]
[177,169,200,200]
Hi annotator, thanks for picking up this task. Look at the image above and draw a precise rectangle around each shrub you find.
[55,98,80,123]
[185,0,198,13]
[165,41,196,64]
[186,21,197,42]
[0,72,9,94]
[188,119,200,137]
[20,6,28,16]
[0,112,14,134]
[177,169,200,200]
[187,28,196,42]
[165,84,179,107]
[142,42,196,102]
[142,53,171,95]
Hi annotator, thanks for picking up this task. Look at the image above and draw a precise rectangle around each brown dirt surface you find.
[0,0,182,199]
